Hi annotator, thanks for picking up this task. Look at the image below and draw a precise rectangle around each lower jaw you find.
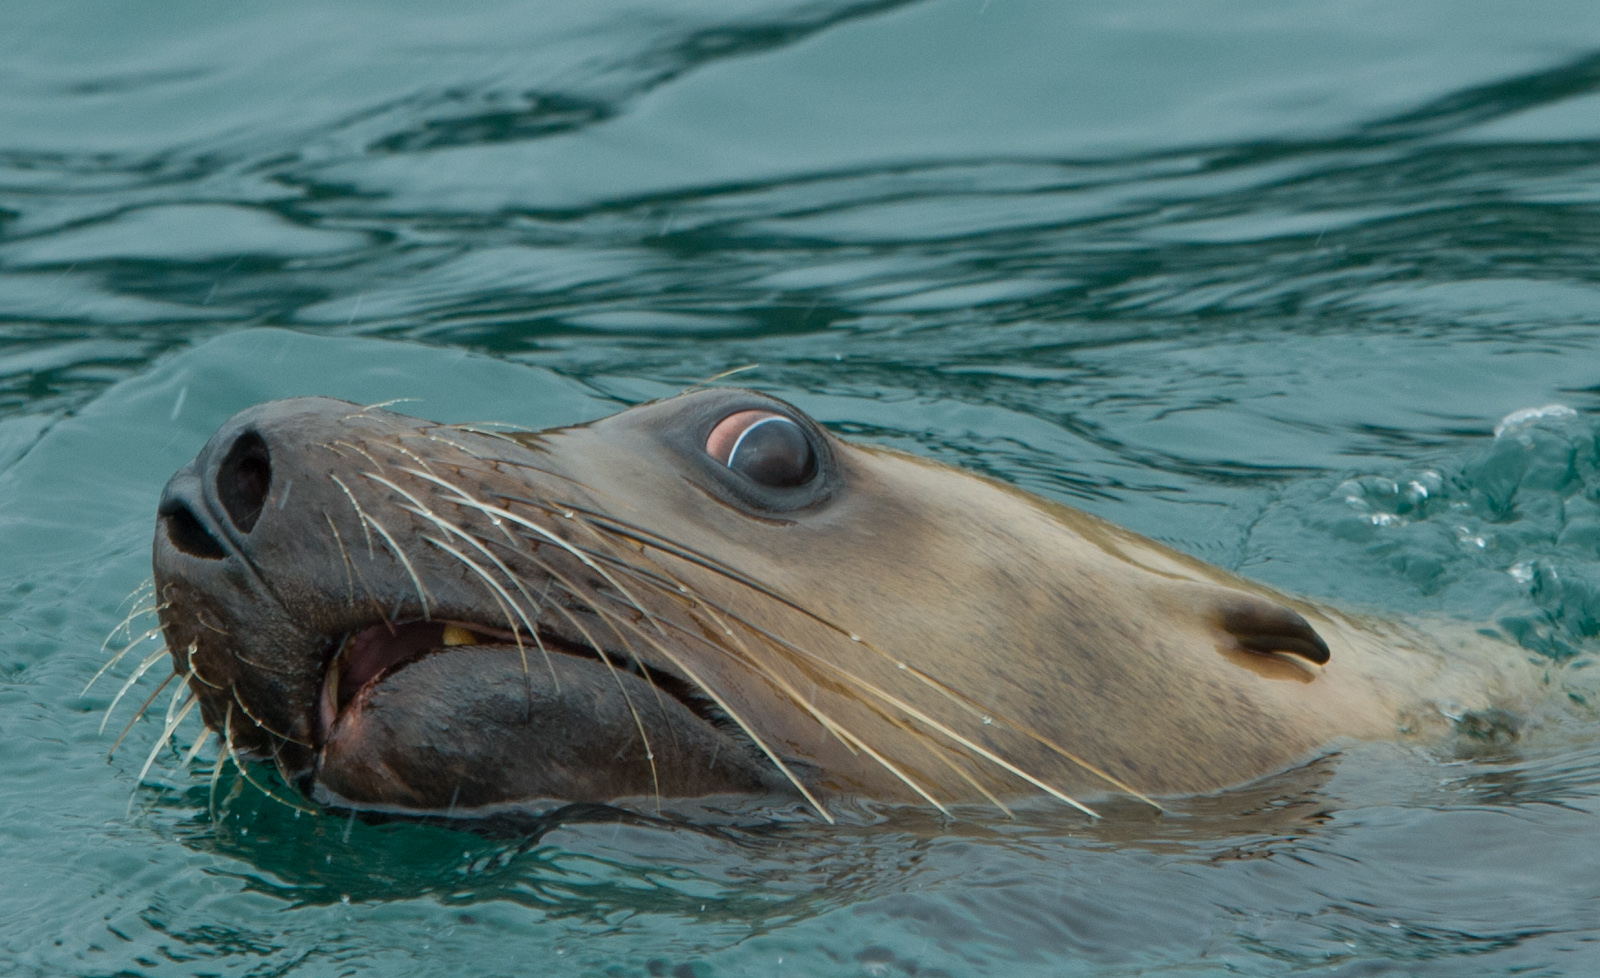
[311,642,790,812]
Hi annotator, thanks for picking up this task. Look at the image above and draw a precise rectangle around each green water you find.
[4,1,1600,974]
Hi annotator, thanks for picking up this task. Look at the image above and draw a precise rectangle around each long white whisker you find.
[136,690,197,786]
[86,626,164,695]
[396,469,669,642]
[582,510,1151,811]
[220,711,317,815]
[325,513,357,606]
[210,704,232,821]
[326,472,376,555]
[616,557,953,816]
[357,472,554,692]
[330,474,433,619]
[107,672,176,757]
[179,727,212,773]
[99,648,171,733]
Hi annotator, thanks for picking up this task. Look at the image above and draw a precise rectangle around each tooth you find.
[442,624,476,647]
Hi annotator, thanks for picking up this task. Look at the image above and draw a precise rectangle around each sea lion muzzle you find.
[152,395,802,813]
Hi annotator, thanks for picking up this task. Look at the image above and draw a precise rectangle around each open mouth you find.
[318,620,499,740]
[315,618,731,746]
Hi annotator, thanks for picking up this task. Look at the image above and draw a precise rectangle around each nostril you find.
[217,431,272,534]
[160,501,227,560]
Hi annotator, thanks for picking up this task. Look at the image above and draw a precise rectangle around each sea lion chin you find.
[150,389,1538,821]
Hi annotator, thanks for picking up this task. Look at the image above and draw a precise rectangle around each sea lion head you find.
[154,388,1353,820]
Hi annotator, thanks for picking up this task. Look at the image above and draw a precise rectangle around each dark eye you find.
[706,410,817,488]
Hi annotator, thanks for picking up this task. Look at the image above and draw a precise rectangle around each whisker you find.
[99,647,172,733]
[411,447,620,503]
[388,441,440,477]
[594,539,1092,814]
[616,557,954,815]
[86,625,165,695]
[482,531,836,820]
[325,514,357,606]
[327,473,376,555]
[179,727,212,773]
[221,704,317,815]
[788,650,1101,817]
[136,689,197,786]
[381,466,670,802]
[438,419,533,433]
[330,474,433,618]
[161,663,192,727]
[100,598,163,652]
[326,511,392,627]
[442,487,925,820]
[118,577,156,607]
[599,621,833,823]
[210,704,232,821]
[432,424,532,449]
[681,363,761,393]
[572,506,1154,809]
[413,431,496,462]
[350,398,421,415]
[331,440,388,473]
[915,733,1016,818]
[229,688,312,749]
[359,471,552,693]
[402,473,667,639]
[419,532,550,691]
[107,672,176,757]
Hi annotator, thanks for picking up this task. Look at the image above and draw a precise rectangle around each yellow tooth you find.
[442,624,476,647]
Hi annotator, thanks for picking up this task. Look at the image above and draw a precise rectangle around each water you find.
[3,1,1600,974]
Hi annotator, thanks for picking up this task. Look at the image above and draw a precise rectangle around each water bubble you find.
[1337,479,1370,511]
[1509,561,1536,585]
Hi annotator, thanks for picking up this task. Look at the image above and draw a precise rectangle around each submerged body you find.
[150,389,1539,819]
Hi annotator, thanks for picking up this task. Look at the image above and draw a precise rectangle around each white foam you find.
[1494,404,1577,438]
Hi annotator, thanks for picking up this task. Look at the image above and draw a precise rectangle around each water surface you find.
[3,1,1600,975]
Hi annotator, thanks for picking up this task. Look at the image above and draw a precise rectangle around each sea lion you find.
[150,389,1538,820]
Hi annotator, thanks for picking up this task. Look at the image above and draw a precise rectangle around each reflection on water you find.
[3,0,1600,974]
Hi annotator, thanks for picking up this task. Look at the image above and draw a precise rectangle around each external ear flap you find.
[1216,595,1331,665]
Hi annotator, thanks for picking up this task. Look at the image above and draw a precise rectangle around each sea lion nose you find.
[157,425,275,560]
[157,463,228,560]
[213,429,272,535]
